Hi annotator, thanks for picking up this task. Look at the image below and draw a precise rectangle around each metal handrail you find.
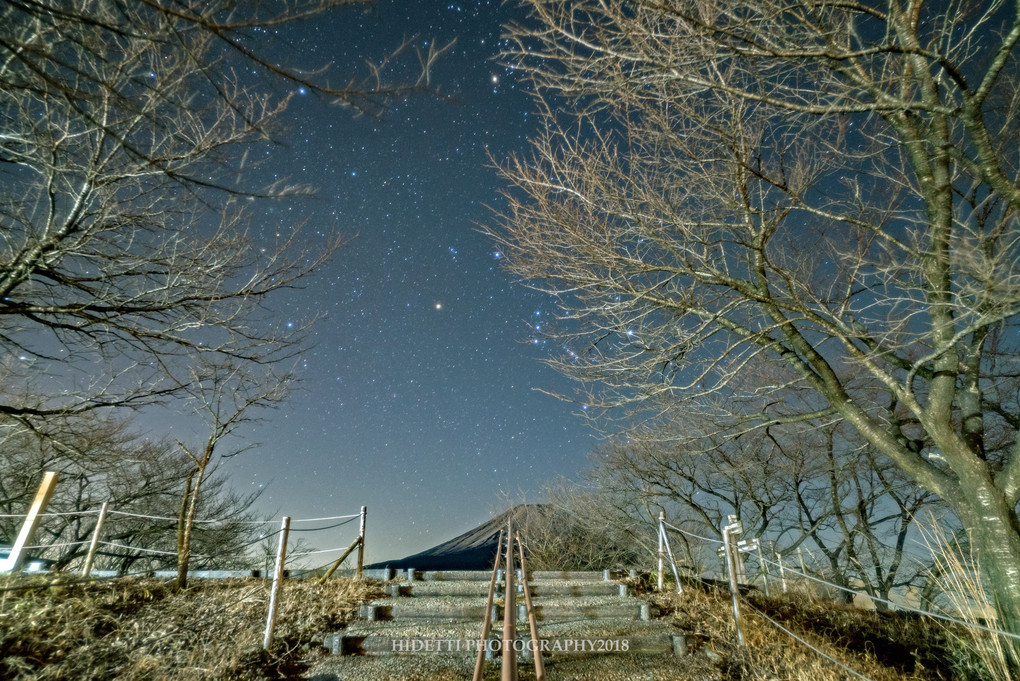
[472,529,504,681]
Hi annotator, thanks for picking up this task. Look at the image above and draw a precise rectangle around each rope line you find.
[106,510,274,524]
[106,510,361,524]
[758,554,1020,642]
[741,597,874,681]
[290,514,361,522]
[0,510,100,519]
[287,545,354,557]
[97,541,211,559]
[661,520,723,545]
[21,540,91,550]
[287,517,358,532]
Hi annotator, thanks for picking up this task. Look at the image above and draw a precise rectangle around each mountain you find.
[366,504,551,570]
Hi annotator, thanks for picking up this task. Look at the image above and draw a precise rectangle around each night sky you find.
[210,0,596,563]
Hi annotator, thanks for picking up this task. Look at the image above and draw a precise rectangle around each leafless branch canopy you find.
[489,0,1020,630]
[0,1,442,426]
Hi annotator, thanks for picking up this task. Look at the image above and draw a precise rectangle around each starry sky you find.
[212,0,597,564]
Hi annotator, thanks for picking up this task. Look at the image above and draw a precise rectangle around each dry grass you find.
[915,517,1020,681]
[2,571,1003,681]
[649,583,965,681]
[0,574,382,680]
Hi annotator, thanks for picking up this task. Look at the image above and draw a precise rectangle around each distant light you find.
[491,75,499,84]
[435,303,442,310]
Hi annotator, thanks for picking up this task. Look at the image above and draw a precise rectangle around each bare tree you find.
[0,415,264,573]
[174,360,290,588]
[512,497,642,571]
[0,1,446,434]
[489,0,1020,633]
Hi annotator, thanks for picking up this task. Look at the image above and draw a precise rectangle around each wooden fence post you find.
[263,516,291,650]
[657,511,665,592]
[757,541,769,597]
[659,523,683,594]
[356,506,366,579]
[798,546,810,599]
[0,471,59,573]
[721,518,745,648]
[82,501,110,577]
[317,535,363,585]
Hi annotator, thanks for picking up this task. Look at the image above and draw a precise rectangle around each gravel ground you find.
[305,650,722,681]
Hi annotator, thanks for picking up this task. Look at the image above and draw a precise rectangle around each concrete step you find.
[332,569,676,660]
[417,570,492,581]
[360,598,653,623]
[324,632,678,656]
[328,619,683,657]
[530,570,613,581]
[391,569,627,582]
[391,579,626,598]
[360,601,492,622]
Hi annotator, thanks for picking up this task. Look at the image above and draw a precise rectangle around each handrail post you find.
[82,501,110,577]
[501,519,517,681]
[472,529,504,681]
[516,533,546,681]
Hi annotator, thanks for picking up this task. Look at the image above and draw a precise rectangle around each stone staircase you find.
[324,569,683,663]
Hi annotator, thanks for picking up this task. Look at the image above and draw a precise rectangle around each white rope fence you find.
[756,553,1020,642]
[104,510,361,524]
[0,509,101,518]
[740,597,874,681]
[655,513,1020,679]
[2,500,367,578]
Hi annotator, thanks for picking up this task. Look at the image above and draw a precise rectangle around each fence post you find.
[757,541,769,597]
[317,535,363,585]
[798,546,809,598]
[777,551,787,593]
[721,517,745,648]
[0,471,59,573]
[82,501,110,577]
[657,511,665,592]
[356,506,366,579]
[659,523,683,594]
[502,518,517,681]
[263,516,291,650]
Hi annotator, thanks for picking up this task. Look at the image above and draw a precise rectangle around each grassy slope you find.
[0,574,997,681]
[0,575,382,681]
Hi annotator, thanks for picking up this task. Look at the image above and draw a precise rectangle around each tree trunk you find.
[954,476,1020,662]
[176,468,197,590]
